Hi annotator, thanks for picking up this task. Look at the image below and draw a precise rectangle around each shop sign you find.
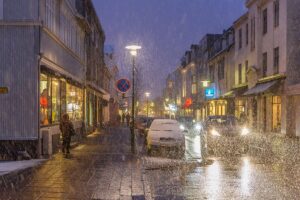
[0,87,8,94]
[205,88,215,98]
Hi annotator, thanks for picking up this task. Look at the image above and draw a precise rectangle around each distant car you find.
[177,116,202,134]
[202,115,250,155]
[135,116,154,133]
[147,119,185,157]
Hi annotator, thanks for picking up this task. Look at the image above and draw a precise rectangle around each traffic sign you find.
[116,78,131,93]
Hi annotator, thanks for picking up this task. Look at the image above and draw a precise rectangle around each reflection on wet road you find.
[185,133,201,162]
[145,155,300,199]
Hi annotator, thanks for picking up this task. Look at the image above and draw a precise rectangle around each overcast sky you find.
[92,0,246,98]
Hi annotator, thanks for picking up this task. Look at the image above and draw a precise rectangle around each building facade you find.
[0,0,108,158]
[164,0,300,137]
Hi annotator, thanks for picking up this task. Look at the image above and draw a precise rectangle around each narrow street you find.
[2,128,300,199]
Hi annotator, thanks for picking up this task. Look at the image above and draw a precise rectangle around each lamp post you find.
[125,45,141,154]
[145,92,150,118]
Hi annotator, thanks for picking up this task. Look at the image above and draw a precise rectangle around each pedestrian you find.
[117,114,121,126]
[126,113,131,127]
[122,112,126,124]
[59,113,75,158]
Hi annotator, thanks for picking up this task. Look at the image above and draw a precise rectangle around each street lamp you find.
[145,92,151,118]
[125,44,141,154]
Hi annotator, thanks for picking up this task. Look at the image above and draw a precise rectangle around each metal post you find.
[131,56,136,154]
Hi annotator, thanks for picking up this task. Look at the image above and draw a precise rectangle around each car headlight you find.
[194,124,202,131]
[241,127,250,136]
[180,125,185,130]
[211,129,220,136]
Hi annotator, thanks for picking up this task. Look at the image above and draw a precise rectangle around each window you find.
[0,0,3,20]
[209,65,215,83]
[238,64,242,84]
[40,74,51,125]
[245,60,248,82]
[272,96,281,131]
[246,23,249,46]
[218,59,225,80]
[262,8,268,35]
[51,78,61,123]
[250,17,255,51]
[60,9,85,60]
[262,52,268,77]
[235,100,246,119]
[274,47,279,74]
[238,28,242,49]
[182,74,186,98]
[274,0,279,27]
[192,83,197,94]
[45,0,56,33]
[66,84,83,121]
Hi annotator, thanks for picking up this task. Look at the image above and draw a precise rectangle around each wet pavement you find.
[145,155,300,199]
[3,127,300,199]
[1,127,147,200]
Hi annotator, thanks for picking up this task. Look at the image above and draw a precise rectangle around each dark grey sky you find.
[93,0,246,98]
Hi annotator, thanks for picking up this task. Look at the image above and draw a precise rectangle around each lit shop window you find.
[51,78,61,123]
[235,100,246,119]
[66,84,83,121]
[40,74,51,125]
[272,96,281,131]
[209,101,216,116]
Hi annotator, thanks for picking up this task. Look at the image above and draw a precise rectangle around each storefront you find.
[40,72,84,126]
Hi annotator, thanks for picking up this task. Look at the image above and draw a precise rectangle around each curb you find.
[0,160,46,193]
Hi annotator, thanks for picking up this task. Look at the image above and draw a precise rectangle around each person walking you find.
[60,113,75,158]
[122,113,126,125]
[126,113,131,127]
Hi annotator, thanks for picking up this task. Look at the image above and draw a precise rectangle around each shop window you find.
[40,74,51,125]
[235,100,246,119]
[66,84,83,121]
[192,83,197,94]
[209,101,216,116]
[272,96,281,131]
[217,100,227,116]
[51,78,61,123]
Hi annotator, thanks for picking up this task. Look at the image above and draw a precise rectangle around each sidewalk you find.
[1,127,150,200]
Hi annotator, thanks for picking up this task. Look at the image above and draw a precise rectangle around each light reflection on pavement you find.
[145,155,300,199]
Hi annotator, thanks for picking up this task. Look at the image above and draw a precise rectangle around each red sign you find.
[183,98,192,109]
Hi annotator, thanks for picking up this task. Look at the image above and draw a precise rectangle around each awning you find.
[243,80,279,96]
[222,86,248,98]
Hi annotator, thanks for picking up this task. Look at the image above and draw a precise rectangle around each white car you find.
[147,119,185,157]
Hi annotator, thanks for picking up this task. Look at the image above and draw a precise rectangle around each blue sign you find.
[205,88,215,98]
[116,78,131,93]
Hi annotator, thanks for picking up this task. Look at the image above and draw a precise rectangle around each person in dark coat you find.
[122,113,126,124]
[60,113,75,157]
[126,113,131,127]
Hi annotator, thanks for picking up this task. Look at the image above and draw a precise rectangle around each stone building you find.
[0,0,107,158]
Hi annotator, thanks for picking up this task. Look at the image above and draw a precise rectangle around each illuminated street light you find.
[145,92,151,117]
[125,44,141,154]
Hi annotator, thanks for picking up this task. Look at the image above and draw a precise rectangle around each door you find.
[296,102,300,137]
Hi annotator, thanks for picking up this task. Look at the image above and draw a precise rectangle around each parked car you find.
[201,115,251,155]
[147,119,185,158]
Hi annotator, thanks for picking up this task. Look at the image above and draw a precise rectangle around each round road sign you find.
[116,78,131,93]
